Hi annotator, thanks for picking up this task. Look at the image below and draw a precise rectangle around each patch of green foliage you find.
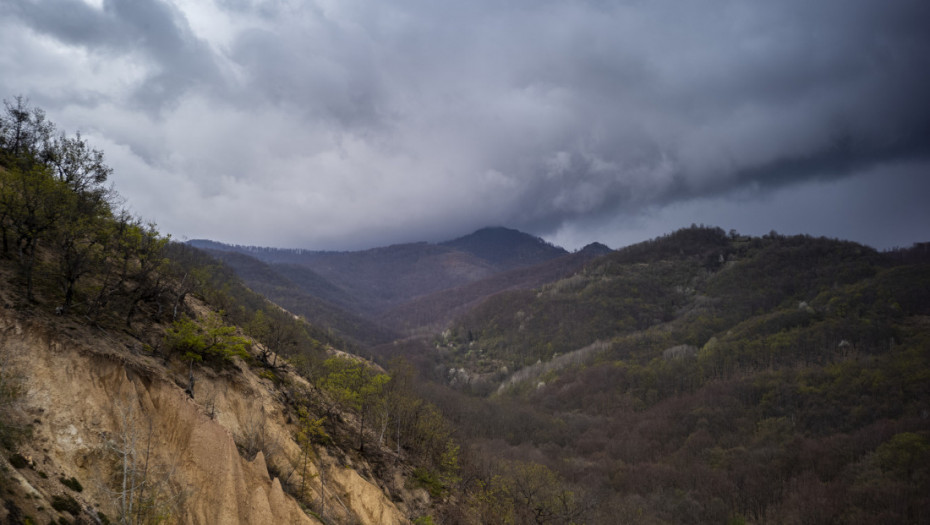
[164,313,249,363]
[411,467,445,498]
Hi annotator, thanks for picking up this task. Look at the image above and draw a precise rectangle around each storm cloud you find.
[2,0,928,250]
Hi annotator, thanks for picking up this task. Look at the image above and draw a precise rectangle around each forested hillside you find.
[190,218,930,522]
[417,226,930,523]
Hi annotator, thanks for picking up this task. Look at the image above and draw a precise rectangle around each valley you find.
[198,225,930,524]
[1,98,928,524]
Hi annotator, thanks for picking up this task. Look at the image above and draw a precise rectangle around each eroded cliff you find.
[0,305,414,524]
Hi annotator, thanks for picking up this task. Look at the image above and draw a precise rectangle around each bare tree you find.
[106,398,184,524]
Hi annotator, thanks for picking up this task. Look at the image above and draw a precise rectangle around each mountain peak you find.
[579,242,612,256]
[441,226,568,269]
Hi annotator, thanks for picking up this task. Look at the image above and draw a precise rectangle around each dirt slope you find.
[0,305,411,524]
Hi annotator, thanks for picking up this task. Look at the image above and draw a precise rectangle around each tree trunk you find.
[357,409,365,453]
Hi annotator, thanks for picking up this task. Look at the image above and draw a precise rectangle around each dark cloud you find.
[4,0,126,48]
[6,0,224,113]
[1,0,928,250]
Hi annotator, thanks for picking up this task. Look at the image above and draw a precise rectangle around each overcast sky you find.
[2,0,928,251]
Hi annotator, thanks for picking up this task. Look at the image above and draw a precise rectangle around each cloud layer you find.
[2,0,928,249]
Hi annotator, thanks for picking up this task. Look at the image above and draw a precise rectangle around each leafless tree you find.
[106,398,185,524]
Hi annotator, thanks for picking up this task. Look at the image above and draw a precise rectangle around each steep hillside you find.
[0,303,411,524]
[0,250,462,524]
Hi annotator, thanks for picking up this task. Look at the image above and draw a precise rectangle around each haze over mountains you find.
[190,227,612,344]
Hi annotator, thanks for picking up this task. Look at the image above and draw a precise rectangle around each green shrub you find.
[411,467,445,498]
[51,494,80,515]
[164,314,249,363]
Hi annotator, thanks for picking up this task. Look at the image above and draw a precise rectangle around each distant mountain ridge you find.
[188,227,606,337]
[190,226,569,268]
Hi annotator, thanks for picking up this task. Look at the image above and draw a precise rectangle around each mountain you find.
[190,227,578,319]
[439,226,569,270]
[191,230,614,339]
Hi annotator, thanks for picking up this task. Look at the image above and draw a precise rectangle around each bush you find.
[411,467,445,498]
[59,476,83,492]
[51,494,80,515]
[164,314,249,363]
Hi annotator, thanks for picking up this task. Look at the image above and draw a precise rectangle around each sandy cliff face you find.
[0,307,410,524]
